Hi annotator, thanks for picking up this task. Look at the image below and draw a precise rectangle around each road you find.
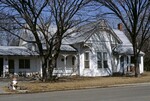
[0,84,150,101]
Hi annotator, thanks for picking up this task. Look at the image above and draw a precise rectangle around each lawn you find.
[15,72,150,93]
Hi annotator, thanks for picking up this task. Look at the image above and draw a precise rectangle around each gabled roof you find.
[0,46,39,56]
[113,29,133,55]
[113,29,144,55]
[20,20,122,52]
[113,29,131,45]
[63,20,122,45]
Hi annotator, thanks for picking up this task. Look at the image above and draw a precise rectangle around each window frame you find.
[97,52,108,69]
[138,56,141,64]
[84,52,90,69]
[103,52,108,68]
[72,56,75,65]
[97,52,102,68]
[131,56,141,64]
[19,59,30,69]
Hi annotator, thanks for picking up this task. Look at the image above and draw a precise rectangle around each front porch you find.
[54,53,78,76]
[0,56,42,78]
[0,57,14,77]
[113,44,144,75]
[116,55,144,75]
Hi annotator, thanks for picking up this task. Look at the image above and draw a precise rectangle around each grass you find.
[14,72,150,93]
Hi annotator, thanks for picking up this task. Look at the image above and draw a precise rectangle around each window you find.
[138,56,141,64]
[97,52,108,68]
[120,56,124,62]
[84,52,89,68]
[131,56,141,64]
[72,56,75,65]
[127,56,129,64]
[97,52,102,68]
[19,59,30,69]
[103,52,108,68]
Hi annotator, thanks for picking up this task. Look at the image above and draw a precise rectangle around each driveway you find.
[0,83,150,101]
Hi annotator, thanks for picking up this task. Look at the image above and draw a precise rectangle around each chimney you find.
[118,23,123,31]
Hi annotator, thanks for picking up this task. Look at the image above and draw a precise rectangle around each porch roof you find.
[60,45,76,52]
[0,46,39,56]
[114,45,145,55]
[42,44,76,52]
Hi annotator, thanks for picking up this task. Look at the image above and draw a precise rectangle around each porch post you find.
[127,56,131,72]
[3,57,9,77]
[117,55,121,72]
[124,56,127,74]
[73,55,78,74]
[63,55,68,75]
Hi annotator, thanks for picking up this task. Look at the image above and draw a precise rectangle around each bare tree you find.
[0,0,95,81]
[0,12,19,46]
[95,0,150,77]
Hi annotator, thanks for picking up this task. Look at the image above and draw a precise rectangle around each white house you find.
[0,20,144,77]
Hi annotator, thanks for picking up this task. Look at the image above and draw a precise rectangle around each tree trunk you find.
[42,67,47,82]
[42,58,48,82]
[135,62,140,77]
[134,54,140,77]
[48,59,55,81]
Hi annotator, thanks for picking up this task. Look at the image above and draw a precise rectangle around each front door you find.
[9,59,15,74]
[0,58,3,77]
